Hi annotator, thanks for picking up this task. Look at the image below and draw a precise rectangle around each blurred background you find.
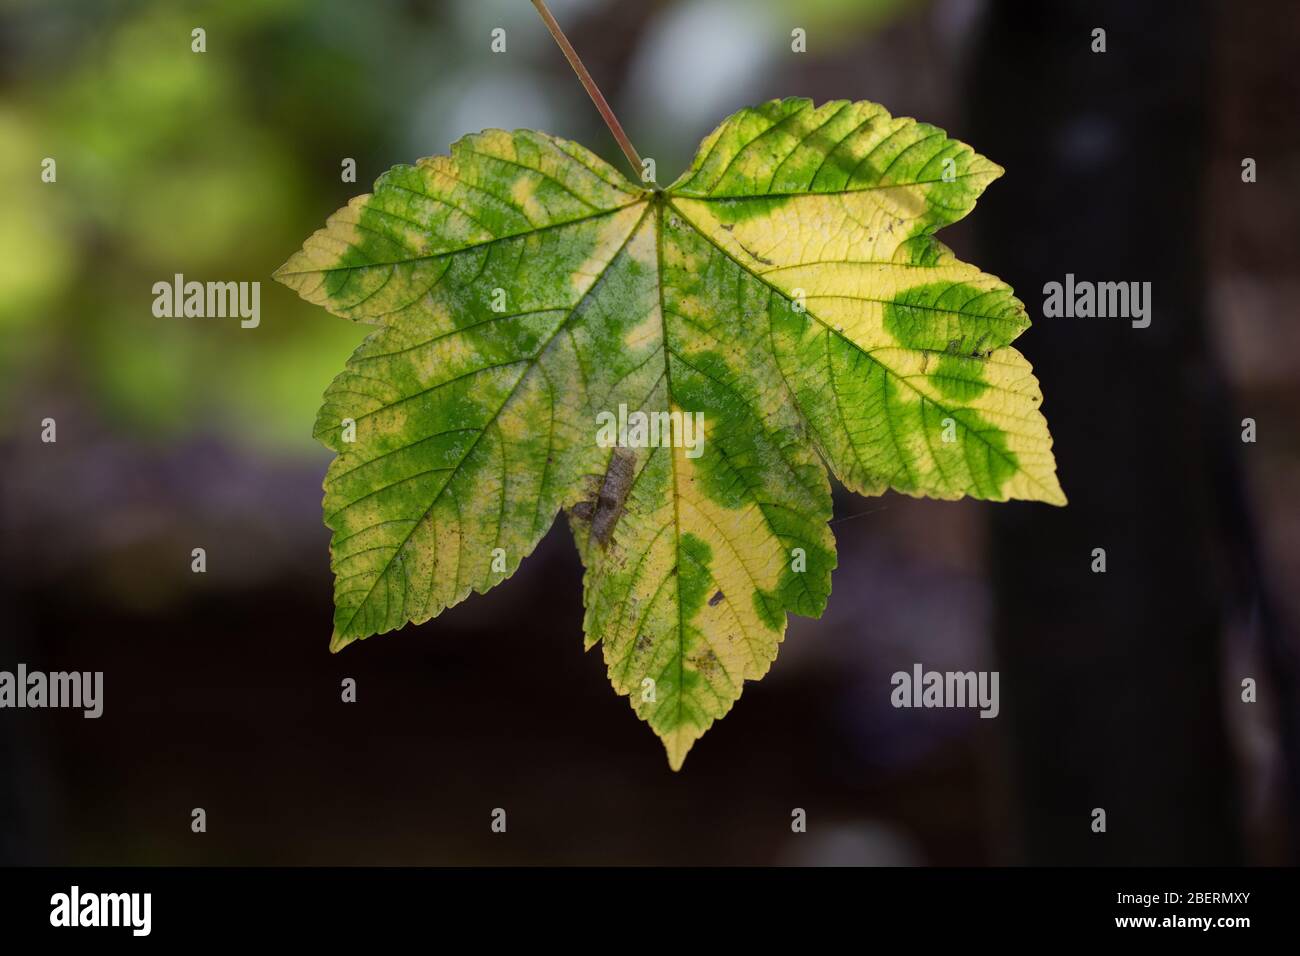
[1,0,1296,865]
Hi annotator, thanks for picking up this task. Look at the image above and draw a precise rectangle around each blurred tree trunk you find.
[970,0,1249,863]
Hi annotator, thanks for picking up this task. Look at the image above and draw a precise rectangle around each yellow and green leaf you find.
[276,98,1063,769]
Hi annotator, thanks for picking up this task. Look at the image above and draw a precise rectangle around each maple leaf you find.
[275,96,1063,769]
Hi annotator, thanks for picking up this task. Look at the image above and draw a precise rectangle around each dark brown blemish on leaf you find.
[590,448,635,547]
[708,590,724,606]
[692,648,721,678]
[732,235,775,266]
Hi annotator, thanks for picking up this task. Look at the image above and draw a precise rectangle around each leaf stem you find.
[530,0,644,179]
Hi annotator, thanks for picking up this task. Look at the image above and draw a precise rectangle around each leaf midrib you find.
[275,199,647,278]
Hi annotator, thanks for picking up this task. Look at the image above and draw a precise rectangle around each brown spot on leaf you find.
[590,448,636,547]
[692,649,721,677]
[733,235,775,266]
[708,590,724,606]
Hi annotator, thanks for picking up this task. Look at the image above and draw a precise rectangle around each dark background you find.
[1,0,1296,865]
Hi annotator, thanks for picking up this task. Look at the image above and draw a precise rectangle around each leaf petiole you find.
[530,0,644,180]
